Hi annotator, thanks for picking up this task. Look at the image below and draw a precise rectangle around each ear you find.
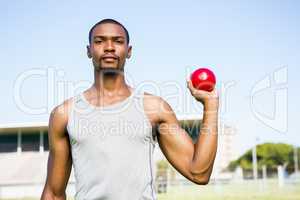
[87,45,92,58]
[126,46,132,59]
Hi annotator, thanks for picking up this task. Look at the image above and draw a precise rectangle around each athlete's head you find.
[87,19,132,72]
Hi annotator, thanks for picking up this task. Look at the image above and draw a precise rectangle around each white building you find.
[0,118,236,198]
[211,124,237,180]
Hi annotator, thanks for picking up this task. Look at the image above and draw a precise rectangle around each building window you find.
[0,134,17,152]
[22,133,40,152]
[181,120,201,143]
[44,132,49,151]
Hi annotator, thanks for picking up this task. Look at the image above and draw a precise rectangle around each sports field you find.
[158,179,300,200]
[0,179,299,200]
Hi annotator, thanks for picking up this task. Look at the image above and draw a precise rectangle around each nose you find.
[104,40,115,52]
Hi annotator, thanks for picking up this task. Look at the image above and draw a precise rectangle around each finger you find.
[188,80,197,90]
[192,87,209,97]
[186,79,190,88]
[211,87,219,97]
[186,79,192,89]
[187,80,197,94]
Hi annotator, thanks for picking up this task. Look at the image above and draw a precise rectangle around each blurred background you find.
[0,0,299,199]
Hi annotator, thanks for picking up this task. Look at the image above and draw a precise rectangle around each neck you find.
[93,68,129,95]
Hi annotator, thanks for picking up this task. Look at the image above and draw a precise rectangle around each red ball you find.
[190,68,216,92]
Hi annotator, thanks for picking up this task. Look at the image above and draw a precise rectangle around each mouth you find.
[102,54,118,62]
[103,58,116,63]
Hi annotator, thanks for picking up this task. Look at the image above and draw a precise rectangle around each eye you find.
[115,40,124,44]
[94,40,102,44]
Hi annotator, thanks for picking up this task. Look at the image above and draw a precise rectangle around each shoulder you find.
[143,92,161,103]
[49,97,75,129]
[143,92,165,108]
[144,92,173,109]
[143,92,175,122]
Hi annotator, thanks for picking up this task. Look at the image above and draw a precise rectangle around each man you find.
[41,19,219,200]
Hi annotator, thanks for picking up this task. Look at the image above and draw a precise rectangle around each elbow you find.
[190,169,212,185]
[192,175,210,185]
[190,164,214,185]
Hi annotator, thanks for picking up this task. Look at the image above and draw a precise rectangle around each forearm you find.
[41,154,70,200]
[41,184,66,200]
[190,102,218,180]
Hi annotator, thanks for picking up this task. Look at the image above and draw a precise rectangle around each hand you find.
[186,79,219,108]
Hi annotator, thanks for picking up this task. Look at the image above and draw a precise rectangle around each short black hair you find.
[88,19,130,44]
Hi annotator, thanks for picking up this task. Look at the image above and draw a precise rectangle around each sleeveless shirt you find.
[66,88,157,200]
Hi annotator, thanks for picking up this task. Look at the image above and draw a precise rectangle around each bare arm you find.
[156,83,219,185]
[41,101,72,200]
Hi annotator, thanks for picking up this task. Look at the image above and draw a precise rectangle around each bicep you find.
[45,107,72,197]
[157,99,195,180]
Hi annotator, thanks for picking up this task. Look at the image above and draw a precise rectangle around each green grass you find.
[158,179,300,200]
[1,179,299,200]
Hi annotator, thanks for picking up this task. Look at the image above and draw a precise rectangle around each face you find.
[87,23,132,71]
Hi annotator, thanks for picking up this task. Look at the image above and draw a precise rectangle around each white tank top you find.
[67,88,157,200]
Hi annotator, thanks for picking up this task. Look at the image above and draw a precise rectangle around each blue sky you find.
[0,0,299,156]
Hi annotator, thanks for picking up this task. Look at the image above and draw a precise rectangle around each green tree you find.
[228,143,300,173]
